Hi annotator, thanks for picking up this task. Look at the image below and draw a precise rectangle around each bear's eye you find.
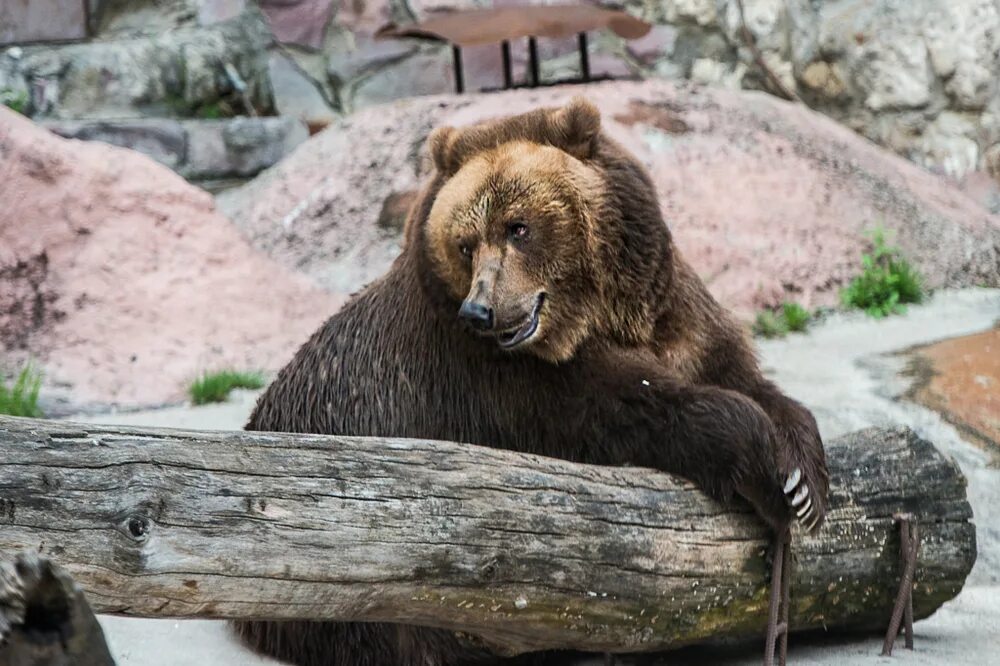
[508,222,529,241]
[458,243,473,259]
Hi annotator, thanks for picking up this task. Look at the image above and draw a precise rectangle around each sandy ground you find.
[72,288,1000,666]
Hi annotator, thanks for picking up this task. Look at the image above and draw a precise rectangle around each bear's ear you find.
[551,96,601,160]
[427,126,459,176]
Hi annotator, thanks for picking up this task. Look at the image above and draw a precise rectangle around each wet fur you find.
[234,99,828,666]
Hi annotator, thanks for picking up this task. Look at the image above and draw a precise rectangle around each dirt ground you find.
[73,288,1000,666]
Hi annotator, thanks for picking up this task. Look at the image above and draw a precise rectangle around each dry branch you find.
[0,417,975,656]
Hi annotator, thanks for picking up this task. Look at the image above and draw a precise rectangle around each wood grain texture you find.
[0,417,976,655]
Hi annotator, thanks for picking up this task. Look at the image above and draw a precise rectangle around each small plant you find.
[754,310,787,338]
[753,302,812,338]
[1,89,28,115]
[841,228,923,318]
[189,370,265,405]
[780,302,811,332]
[0,363,43,417]
[197,102,224,119]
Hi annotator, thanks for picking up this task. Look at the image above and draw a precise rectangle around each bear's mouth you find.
[497,294,545,350]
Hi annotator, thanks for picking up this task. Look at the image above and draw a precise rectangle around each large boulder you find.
[0,108,341,413]
[219,80,1000,315]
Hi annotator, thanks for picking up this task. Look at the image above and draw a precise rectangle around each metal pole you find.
[501,40,513,89]
[452,45,465,94]
[528,36,540,87]
[578,32,590,81]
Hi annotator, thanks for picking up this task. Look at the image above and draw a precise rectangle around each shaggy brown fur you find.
[234,98,828,666]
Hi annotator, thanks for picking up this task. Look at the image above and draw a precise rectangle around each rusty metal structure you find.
[375,5,652,93]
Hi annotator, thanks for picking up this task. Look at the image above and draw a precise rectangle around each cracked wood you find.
[0,417,976,655]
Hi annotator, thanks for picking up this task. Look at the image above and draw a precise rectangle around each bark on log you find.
[0,553,116,666]
[0,416,976,656]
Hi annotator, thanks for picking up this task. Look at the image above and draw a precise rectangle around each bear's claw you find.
[784,467,819,532]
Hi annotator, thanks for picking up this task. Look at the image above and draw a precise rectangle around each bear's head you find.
[413,97,673,363]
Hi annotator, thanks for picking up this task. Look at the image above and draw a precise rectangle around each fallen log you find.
[0,553,116,666]
[0,416,976,656]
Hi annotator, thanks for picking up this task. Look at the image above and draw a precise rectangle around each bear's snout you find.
[458,299,494,331]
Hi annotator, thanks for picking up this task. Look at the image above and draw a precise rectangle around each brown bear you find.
[234,97,829,666]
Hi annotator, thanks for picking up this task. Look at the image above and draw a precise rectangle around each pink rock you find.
[0,108,343,412]
[221,80,1000,318]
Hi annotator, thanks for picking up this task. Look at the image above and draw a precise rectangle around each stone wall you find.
[0,8,274,120]
[3,0,998,191]
[276,0,1000,183]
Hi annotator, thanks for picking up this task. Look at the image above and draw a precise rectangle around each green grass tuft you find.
[753,302,812,338]
[781,302,811,332]
[0,363,43,417]
[198,102,224,119]
[189,370,265,406]
[841,228,923,318]
[1,89,29,115]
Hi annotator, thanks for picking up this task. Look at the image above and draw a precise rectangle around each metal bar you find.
[528,36,540,87]
[578,32,590,81]
[763,529,788,666]
[903,522,916,649]
[452,45,465,94]
[501,40,513,88]
[779,535,791,666]
[882,515,920,656]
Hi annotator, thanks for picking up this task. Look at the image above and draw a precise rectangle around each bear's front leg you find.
[746,381,829,534]
[566,349,794,531]
[566,348,800,666]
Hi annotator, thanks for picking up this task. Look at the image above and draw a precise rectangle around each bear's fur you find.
[234,98,828,666]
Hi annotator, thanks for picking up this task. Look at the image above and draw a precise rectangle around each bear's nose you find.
[458,300,494,331]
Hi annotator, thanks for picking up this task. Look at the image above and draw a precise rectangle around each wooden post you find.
[0,418,976,657]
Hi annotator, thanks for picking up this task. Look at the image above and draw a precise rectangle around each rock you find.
[911,112,981,180]
[43,119,189,171]
[665,0,718,27]
[319,0,1000,180]
[92,0,248,36]
[0,9,274,120]
[350,48,458,109]
[269,51,338,124]
[218,80,1000,317]
[43,116,309,181]
[327,37,418,88]
[854,35,934,112]
[925,0,999,111]
[690,58,745,89]
[259,0,337,49]
[0,0,88,45]
[799,61,847,99]
[0,108,341,412]
[625,24,679,67]
[189,116,310,179]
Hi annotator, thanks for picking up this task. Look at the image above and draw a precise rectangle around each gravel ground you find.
[74,288,1000,666]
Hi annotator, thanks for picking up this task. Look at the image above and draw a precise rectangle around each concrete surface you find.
[72,288,1000,665]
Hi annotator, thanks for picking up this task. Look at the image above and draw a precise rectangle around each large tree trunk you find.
[0,416,976,656]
